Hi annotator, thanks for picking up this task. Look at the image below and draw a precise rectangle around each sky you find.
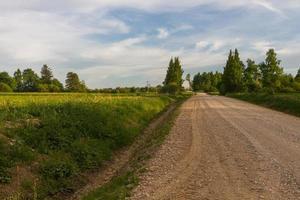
[0,0,299,88]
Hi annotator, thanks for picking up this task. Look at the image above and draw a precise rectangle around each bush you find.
[162,83,180,95]
[0,82,13,92]
[292,82,300,92]
[0,140,12,183]
[39,154,78,196]
[40,156,77,180]
[280,87,295,93]
[70,139,111,169]
[9,143,36,163]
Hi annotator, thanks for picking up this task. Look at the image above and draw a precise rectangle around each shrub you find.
[9,143,36,163]
[0,140,12,183]
[0,82,13,92]
[39,154,78,196]
[70,139,111,169]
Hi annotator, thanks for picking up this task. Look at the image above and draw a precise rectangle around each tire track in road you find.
[131,94,300,200]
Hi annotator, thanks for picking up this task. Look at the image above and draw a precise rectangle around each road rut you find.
[131,94,300,200]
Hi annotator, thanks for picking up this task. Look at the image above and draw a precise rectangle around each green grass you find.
[0,93,174,199]
[227,93,300,117]
[82,97,186,200]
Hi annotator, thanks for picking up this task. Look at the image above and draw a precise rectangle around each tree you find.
[41,65,53,84]
[51,78,64,91]
[295,68,300,82]
[222,49,244,94]
[65,72,86,92]
[260,49,283,93]
[163,57,184,94]
[192,71,222,92]
[14,69,23,92]
[185,74,192,90]
[243,59,261,92]
[0,72,15,90]
[22,68,40,92]
[0,82,13,92]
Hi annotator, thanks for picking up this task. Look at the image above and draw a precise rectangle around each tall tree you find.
[14,69,22,92]
[163,57,184,94]
[163,58,175,86]
[173,57,184,88]
[40,65,53,84]
[65,72,86,92]
[22,68,40,92]
[295,68,300,82]
[243,59,261,92]
[0,72,15,90]
[222,49,244,93]
[185,73,192,90]
[260,49,283,92]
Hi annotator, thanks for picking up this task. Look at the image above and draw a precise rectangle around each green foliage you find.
[40,65,53,84]
[0,82,13,92]
[82,172,138,200]
[260,49,283,92]
[163,57,184,94]
[222,49,244,93]
[228,93,300,117]
[39,153,78,196]
[82,95,188,200]
[65,72,86,92]
[0,72,16,90]
[295,68,300,82]
[243,59,262,92]
[70,139,111,169]
[9,143,36,164]
[192,71,222,92]
[13,69,22,92]
[0,93,172,198]
[193,48,298,95]
[0,140,12,184]
[22,68,40,92]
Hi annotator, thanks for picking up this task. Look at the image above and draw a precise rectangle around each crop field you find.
[0,93,173,199]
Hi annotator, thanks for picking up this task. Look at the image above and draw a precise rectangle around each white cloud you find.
[0,1,299,87]
[157,28,169,39]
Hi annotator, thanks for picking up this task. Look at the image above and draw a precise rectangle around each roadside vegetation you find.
[0,93,174,199]
[82,96,186,200]
[227,93,300,117]
[190,48,300,114]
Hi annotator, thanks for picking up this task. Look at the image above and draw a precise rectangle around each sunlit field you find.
[0,93,174,199]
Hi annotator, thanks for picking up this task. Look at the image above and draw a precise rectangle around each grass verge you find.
[0,94,173,199]
[82,97,187,200]
[227,93,300,117]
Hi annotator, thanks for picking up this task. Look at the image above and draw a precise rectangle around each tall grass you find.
[0,93,173,199]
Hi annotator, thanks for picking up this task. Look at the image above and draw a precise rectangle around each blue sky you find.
[0,0,299,88]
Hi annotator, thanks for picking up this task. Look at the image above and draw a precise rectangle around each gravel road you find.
[131,94,300,200]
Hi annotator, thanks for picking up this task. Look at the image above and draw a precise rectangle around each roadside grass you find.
[82,96,187,200]
[227,93,300,117]
[0,93,174,199]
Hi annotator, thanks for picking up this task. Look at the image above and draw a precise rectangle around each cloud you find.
[0,1,299,87]
[157,28,169,39]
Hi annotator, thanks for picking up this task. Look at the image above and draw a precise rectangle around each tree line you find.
[191,49,300,94]
[0,65,87,92]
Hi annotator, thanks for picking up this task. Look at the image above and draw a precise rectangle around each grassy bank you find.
[227,93,300,117]
[82,97,187,200]
[0,93,175,199]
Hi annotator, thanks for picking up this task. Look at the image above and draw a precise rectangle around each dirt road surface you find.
[131,94,300,200]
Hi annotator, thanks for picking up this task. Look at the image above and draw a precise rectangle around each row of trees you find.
[0,65,87,92]
[192,49,300,94]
